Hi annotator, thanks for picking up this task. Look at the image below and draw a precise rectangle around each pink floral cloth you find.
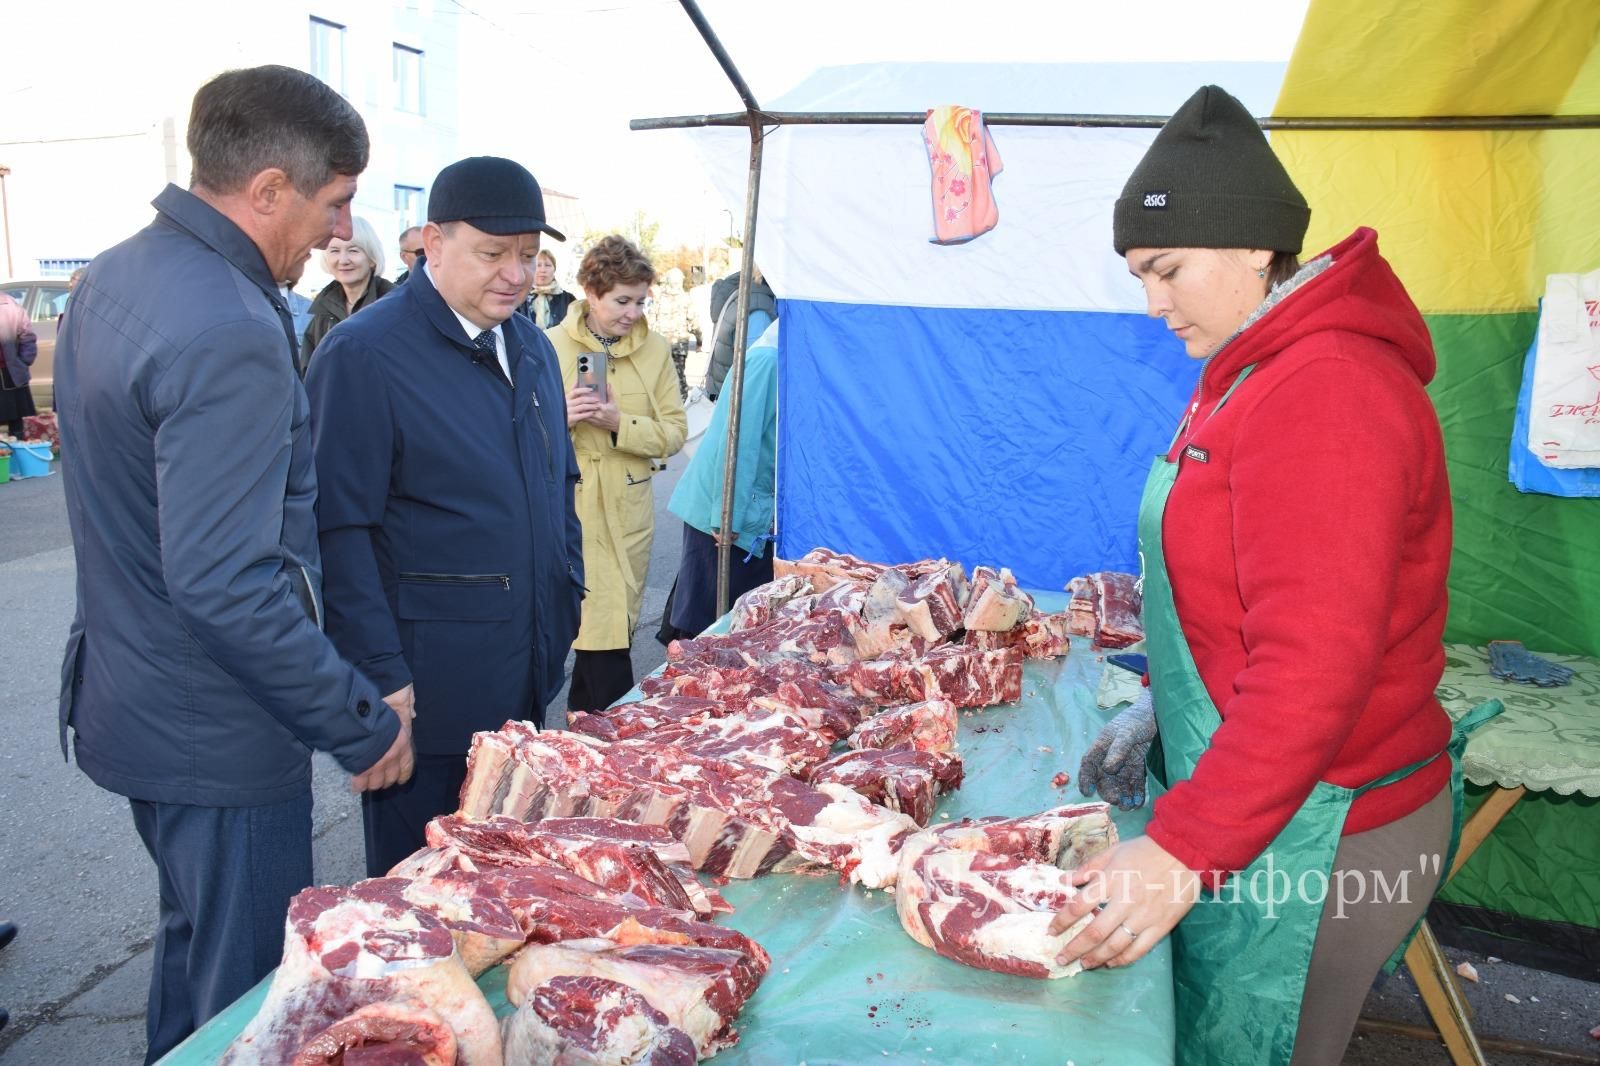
[923,106,1004,245]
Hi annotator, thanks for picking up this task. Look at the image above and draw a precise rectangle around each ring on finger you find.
[1119,923,1138,939]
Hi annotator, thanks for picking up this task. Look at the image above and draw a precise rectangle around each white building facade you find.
[1,1,464,284]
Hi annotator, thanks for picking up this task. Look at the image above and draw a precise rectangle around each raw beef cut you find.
[424,815,699,914]
[1019,611,1073,659]
[764,778,919,888]
[634,706,831,775]
[895,561,970,642]
[502,975,696,1065]
[803,746,964,825]
[428,864,758,961]
[917,644,1023,708]
[1064,572,1143,648]
[221,885,501,1064]
[729,574,814,631]
[506,939,766,1058]
[847,699,959,754]
[568,697,725,743]
[774,547,888,590]
[1091,571,1144,648]
[353,876,525,977]
[961,566,1034,632]
[291,1001,458,1065]
[1066,577,1098,637]
[894,803,1116,979]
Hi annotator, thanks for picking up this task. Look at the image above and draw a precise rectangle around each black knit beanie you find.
[1113,85,1309,256]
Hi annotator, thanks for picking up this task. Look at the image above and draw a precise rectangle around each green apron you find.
[1137,364,1502,1065]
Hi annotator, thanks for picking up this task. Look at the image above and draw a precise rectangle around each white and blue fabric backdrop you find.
[687,62,1286,589]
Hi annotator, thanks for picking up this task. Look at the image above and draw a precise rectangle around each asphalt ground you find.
[1,438,1595,1063]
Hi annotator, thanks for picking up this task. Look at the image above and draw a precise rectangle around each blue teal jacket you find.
[54,185,397,805]
[306,266,583,754]
[669,320,779,556]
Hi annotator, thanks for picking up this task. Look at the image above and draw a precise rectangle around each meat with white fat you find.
[221,885,501,1064]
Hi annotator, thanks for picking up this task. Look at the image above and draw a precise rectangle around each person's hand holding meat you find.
[1049,835,1200,971]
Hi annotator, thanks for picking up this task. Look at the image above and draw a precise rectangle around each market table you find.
[159,590,1177,1065]
[1392,643,1600,1066]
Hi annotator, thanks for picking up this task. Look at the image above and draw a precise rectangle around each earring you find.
[1257,268,1266,279]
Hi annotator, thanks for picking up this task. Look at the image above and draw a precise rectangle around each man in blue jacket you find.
[53,66,413,1062]
[307,156,584,877]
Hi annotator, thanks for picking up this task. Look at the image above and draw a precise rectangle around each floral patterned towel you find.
[1439,643,1600,797]
[923,106,1003,246]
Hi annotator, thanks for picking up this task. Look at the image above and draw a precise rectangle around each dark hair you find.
[578,235,654,296]
[188,65,369,196]
[1265,251,1301,289]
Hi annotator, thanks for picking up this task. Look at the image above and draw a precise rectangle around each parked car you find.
[1,278,70,410]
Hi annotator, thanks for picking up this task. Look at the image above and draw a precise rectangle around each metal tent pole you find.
[632,110,1600,132]
[672,0,768,619]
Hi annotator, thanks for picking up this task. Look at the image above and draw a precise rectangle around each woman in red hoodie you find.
[1051,86,1499,1065]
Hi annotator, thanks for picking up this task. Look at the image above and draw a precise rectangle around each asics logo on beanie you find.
[1143,191,1169,208]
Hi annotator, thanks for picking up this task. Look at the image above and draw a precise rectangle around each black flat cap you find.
[426,155,566,241]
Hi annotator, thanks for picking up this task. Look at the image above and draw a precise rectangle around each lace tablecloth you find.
[1438,643,1600,797]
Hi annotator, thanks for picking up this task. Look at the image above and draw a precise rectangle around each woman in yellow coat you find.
[548,236,687,711]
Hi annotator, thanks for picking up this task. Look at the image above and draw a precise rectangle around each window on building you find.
[393,44,424,115]
[309,17,346,92]
[394,185,424,231]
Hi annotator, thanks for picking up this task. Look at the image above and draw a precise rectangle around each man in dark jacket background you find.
[307,156,583,877]
[53,65,413,1063]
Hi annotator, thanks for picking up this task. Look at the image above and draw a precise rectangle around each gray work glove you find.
[1079,687,1157,810]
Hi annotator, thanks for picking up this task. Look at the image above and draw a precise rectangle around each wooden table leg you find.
[1450,785,1525,879]
[1404,920,1487,1065]
[1396,785,1527,1066]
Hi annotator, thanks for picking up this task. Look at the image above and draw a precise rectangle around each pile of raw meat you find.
[225,549,1124,1064]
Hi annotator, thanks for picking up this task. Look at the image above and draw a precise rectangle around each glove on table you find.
[1488,640,1574,687]
[1079,686,1157,810]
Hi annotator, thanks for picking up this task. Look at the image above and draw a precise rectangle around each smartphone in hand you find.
[575,351,607,397]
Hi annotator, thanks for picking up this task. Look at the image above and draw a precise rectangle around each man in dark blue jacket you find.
[53,66,413,1063]
[307,156,583,877]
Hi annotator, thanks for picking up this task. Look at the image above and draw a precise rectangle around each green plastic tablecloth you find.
[1436,643,1600,798]
[160,591,1174,1065]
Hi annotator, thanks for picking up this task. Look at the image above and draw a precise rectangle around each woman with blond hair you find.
[547,235,687,711]
[523,248,574,329]
[299,216,393,374]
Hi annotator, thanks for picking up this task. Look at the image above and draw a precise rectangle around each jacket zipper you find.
[399,572,511,591]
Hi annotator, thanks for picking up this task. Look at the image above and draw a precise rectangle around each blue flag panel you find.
[776,299,1201,589]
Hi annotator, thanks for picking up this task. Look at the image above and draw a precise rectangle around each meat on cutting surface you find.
[919,644,1023,707]
[847,699,959,754]
[418,864,762,964]
[424,815,701,915]
[1091,571,1143,648]
[803,745,964,825]
[352,876,525,977]
[894,803,1117,979]
[1064,571,1143,648]
[291,1001,458,1065]
[502,975,697,1065]
[961,566,1035,632]
[896,561,970,643]
[221,885,501,1065]
[729,574,814,631]
[506,939,767,1059]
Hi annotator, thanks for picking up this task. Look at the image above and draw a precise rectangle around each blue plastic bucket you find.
[10,440,53,478]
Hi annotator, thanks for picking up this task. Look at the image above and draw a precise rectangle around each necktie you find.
[473,328,511,384]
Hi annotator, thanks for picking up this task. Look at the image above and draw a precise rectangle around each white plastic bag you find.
[1527,268,1600,468]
